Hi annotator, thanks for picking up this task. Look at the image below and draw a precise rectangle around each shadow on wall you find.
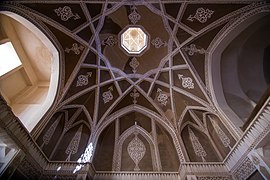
[263,45,270,84]
[219,13,270,125]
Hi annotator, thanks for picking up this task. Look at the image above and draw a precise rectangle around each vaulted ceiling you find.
[0,0,267,174]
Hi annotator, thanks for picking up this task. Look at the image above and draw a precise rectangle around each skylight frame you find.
[120,26,150,56]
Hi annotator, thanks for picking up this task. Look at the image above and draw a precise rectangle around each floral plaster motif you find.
[54,6,80,21]
[127,133,146,171]
[187,8,214,23]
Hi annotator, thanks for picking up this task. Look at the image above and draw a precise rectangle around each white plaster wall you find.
[0,13,59,132]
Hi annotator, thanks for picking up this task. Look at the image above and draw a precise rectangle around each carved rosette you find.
[187,8,214,23]
[157,88,169,106]
[54,6,80,21]
[76,72,92,87]
[178,74,194,89]
[127,134,146,171]
[102,86,114,103]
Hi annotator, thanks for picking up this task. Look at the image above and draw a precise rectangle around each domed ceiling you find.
[1,0,264,175]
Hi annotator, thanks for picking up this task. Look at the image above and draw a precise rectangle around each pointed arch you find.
[92,105,185,163]
[0,9,60,132]
[207,5,270,134]
[113,124,158,171]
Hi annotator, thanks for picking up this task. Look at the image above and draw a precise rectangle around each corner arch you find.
[91,106,184,171]
[207,6,270,131]
[0,9,60,132]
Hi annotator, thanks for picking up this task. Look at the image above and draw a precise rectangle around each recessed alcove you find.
[210,13,270,127]
[0,13,59,132]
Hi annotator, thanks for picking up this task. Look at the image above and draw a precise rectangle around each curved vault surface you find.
[1,0,267,175]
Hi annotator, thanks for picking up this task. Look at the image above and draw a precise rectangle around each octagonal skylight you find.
[121,27,148,55]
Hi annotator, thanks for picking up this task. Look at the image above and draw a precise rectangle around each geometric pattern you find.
[2,0,255,173]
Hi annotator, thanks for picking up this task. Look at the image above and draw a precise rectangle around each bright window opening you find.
[0,42,22,76]
[121,27,148,55]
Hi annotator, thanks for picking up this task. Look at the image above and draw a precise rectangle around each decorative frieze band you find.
[226,97,270,173]
[94,172,180,180]
[0,95,94,177]
[233,158,256,180]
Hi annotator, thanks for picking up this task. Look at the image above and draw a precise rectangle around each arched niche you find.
[92,109,180,172]
[117,125,155,171]
[208,9,270,128]
[179,108,238,162]
[205,114,236,158]
[181,125,220,162]
[36,107,91,161]
[0,11,59,132]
